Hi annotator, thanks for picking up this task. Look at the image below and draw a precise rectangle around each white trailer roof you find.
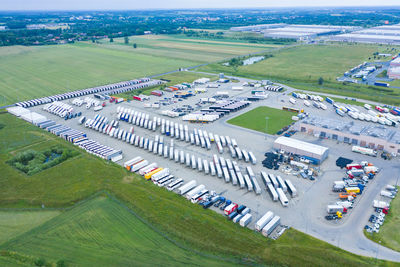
[7,106,31,117]
[274,136,329,157]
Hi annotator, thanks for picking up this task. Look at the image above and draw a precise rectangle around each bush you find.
[34,258,46,266]
[7,146,78,175]
[56,259,66,267]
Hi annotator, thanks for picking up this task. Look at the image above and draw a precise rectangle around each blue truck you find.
[374,82,389,87]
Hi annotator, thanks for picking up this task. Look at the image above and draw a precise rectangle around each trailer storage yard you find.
[7,72,400,261]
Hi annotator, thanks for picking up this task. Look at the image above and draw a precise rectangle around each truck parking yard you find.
[7,71,400,261]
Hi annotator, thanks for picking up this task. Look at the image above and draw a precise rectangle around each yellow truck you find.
[144,168,163,180]
[345,187,360,194]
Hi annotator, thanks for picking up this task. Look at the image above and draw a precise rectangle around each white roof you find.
[274,136,329,156]
[389,66,400,74]
[333,33,400,41]
[7,106,30,117]
[20,112,47,124]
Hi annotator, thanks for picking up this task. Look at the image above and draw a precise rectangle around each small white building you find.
[273,136,329,163]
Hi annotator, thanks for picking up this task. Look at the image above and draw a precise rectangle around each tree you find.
[318,77,324,85]
[133,43,137,48]
[109,37,113,43]
[124,36,129,44]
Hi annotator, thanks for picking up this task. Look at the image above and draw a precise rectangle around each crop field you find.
[365,193,400,253]
[100,34,278,63]
[0,43,199,106]
[227,106,295,134]
[0,112,390,266]
[0,210,60,244]
[0,196,234,267]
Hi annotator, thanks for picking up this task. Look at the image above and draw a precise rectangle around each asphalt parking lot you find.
[28,77,400,261]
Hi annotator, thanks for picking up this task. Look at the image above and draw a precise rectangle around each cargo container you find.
[178,180,197,195]
[373,200,389,209]
[352,146,377,157]
[276,188,289,207]
[239,213,252,227]
[255,211,274,231]
[262,216,280,237]
[345,187,361,194]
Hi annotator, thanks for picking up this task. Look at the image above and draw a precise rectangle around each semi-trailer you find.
[248,152,257,165]
[186,153,191,167]
[242,150,250,162]
[203,159,209,174]
[177,180,197,195]
[285,180,297,197]
[236,172,245,189]
[262,216,280,237]
[229,169,238,186]
[276,176,287,192]
[276,188,289,207]
[144,168,163,180]
[191,189,209,203]
[139,163,157,176]
[268,173,279,189]
[167,179,184,191]
[186,185,206,200]
[210,162,216,176]
[244,174,253,192]
[255,211,274,231]
[267,183,278,202]
[239,214,252,227]
[223,167,230,183]
[224,203,238,215]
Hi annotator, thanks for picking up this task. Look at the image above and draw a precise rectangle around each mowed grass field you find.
[228,106,295,134]
[0,112,394,266]
[365,192,400,252]
[0,43,198,106]
[0,196,234,267]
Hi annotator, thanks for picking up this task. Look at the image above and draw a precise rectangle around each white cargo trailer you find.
[285,180,297,197]
[239,214,252,227]
[255,211,274,231]
[178,180,197,195]
[276,176,287,192]
[244,174,253,191]
[276,188,289,207]
[262,216,280,237]
[267,184,278,201]
[185,185,205,200]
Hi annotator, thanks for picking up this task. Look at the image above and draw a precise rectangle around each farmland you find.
[227,106,295,135]
[0,35,280,106]
[0,112,388,266]
[99,34,279,63]
[0,196,234,267]
[0,43,198,106]
[197,44,400,105]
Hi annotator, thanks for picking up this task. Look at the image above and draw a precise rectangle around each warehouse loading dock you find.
[273,136,329,164]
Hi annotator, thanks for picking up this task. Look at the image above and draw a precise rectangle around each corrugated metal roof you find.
[274,136,329,156]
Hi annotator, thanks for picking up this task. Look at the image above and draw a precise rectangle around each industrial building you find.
[331,24,400,45]
[388,57,400,79]
[295,116,400,154]
[273,136,329,164]
[230,24,357,40]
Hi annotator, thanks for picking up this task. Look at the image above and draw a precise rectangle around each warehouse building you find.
[273,136,329,164]
[295,116,400,154]
[231,24,357,40]
[331,24,400,45]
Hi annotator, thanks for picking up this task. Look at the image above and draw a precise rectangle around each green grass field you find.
[365,192,400,252]
[0,112,392,266]
[228,106,295,134]
[0,43,199,105]
[0,196,235,267]
[197,44,400,105]
[0,210,60,244]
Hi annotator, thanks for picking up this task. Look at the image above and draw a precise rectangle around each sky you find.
[1,0,400,11]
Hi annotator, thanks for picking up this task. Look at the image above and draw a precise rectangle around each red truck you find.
[224,203,238,215]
